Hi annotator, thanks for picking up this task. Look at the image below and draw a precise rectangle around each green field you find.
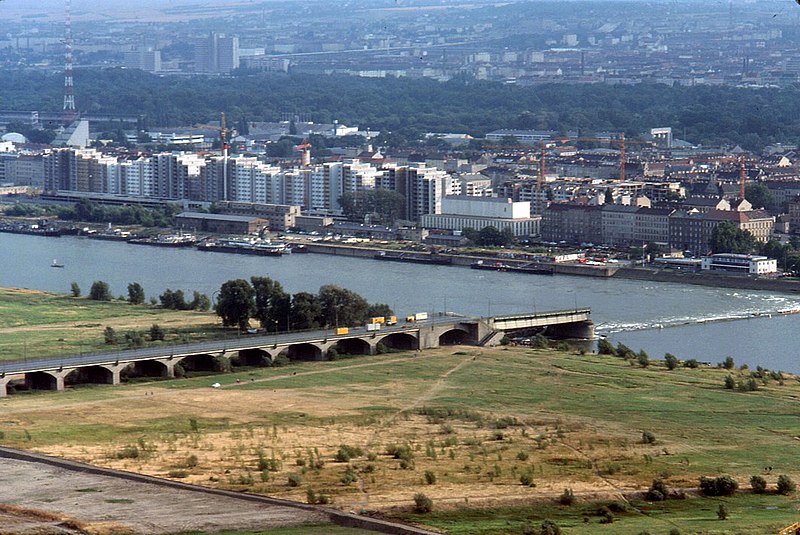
[0,287,225,361]
[1,289,800,533]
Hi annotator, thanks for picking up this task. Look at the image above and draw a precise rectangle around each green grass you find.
[181,526,377,535]
[395,493,800,535]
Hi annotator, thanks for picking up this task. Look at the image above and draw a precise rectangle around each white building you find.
[700,253,777,275]
[421,196,541,237]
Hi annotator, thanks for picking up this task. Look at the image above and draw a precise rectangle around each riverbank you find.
[300,241,800,293]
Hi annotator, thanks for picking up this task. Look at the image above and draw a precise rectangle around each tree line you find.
[5,68,800,149]
[7,199,181,228]
[215,277,392,331]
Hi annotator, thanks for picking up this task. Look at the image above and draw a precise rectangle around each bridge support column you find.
[154,358,177,378]
[546,320,595,340]
[317,341,336,360]
[99,363,128,385]
[0,375,10,397]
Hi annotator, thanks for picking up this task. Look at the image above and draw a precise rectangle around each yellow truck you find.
[369,316,385,324]
[335,327,349,335]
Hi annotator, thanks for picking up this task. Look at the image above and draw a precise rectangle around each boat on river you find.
[374,251,452,265]
[129,233,198,247]
[197,237,288,256]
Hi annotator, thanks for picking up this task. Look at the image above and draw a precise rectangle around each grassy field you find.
[1,289,800,533]
[0,287,226,361]
[1,347,800,533]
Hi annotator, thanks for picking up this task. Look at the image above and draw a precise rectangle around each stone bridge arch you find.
[438,327,471,346]
[286,343,324,361]
[63,365,115,387]
[376,332,418,351]
[178,353,228,373]
[334,337,373,356]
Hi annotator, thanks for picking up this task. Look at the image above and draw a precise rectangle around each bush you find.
[340,466,358,485]
[149,323,165,341]
[520,470,535,487]
[287,473,302,487]
[559,488,575,505]
[637,350,649,367]
[722,356,735,369]
[616,342,635,360]
[664,353,679,370]
[115,445,139,459]
[70,282,81,297]
[335,445,364,462]
[597,338,615,355]
[717,503,728,520]
[89,280,111,301]
[724,375,735,389]
[413,493,433,513]
[777,474,796,495]
[645,479,668,501]
[185,454,198,468]
[538,519,561,535]
[641,431,656,444]
[104,326,116,345]
[750,475,767,494]
[424,470,437,485]
[684,358,700,369]
[517,451,529,461]
[699,475,738,497]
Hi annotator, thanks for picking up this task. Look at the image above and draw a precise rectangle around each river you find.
[2,232,799,372]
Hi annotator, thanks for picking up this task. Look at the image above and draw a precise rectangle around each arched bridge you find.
[0,308,591,396]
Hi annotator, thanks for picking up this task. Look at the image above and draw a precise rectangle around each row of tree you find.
[6,68,800,150]
[7,199,181,228]
[76,280,210,311]
[215,277,392,331]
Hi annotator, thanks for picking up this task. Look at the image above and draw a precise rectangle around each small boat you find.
[51,259,64,268]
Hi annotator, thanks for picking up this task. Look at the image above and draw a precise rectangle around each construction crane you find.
[192,112,236,200]
[558,133,655,181]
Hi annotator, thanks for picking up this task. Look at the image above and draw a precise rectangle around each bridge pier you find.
[154,358,177,378]
[0,375,11,397]
[545,320,595,340]
[26,369,70,392]
[99,363,129,385]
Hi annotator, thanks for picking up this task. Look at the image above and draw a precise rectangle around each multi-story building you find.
[541,203,602,244]
[195,32,239,74]
[421,196,540,237]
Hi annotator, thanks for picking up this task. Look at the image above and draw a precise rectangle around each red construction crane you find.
[295,139,312,167]
[559,133,654,181]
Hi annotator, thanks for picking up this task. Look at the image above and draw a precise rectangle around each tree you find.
[366,303,394,319]
[289,292,323,330]
[717,503,728,520]
[745,182,773,210]
[89,281,111,301]
[215,279,255,330]
[597,338,616,355]
[149,323,165,341]
[750,475,767,494]
[252,276,290,331]
[189,291,211,311]
[318,284,370,327]
[159,288,187,310]
[127,282,145,305]
[70,282,81,297]
[664,353,679,370]
[709,221,756,254]
[722,356,735,369]
[777,474,796,495]
[104,326,116,345]
[338,189,404,226]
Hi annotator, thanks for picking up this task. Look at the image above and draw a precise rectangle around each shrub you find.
[70,282,81,297]
[777,475,796,495]
[516,451,529,461]
[559,488,575,505]
[717,503,728,520]
[520,470,535,487]
[668,529,682,535]
[340,466,358,485]
[597,338,616,355]
[89,280,111,301]
[500,335,511,346]
[637,350,649,367]
[168,469,188,478]
[664,353,679,370]
[684,358,700,369]
[750,475,767,494]
[532,333,549,349]
[538,519,561,535]
[185,454,198,468]
[722,356,735,369]
[287,473,302,487]
[424,470,437,485]
[306,488,331,504]
[645,479,668,501]
[149,323,165,341]
[335,445,364,462]
[115,445,139,459]
[413,493,433,513]
[616,342,635,360]
[724,375,735,389]
[641,431,656,444]
[699,475,738,496]
[104,326,116,345]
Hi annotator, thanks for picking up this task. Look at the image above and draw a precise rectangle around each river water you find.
[2,232,799,372]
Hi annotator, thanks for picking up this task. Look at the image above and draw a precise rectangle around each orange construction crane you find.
[559,133,654,181]
[192,112,236,200]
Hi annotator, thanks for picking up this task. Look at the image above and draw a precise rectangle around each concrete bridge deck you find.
[0,308,591,396]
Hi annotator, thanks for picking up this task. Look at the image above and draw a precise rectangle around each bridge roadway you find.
[0,308,592,397]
